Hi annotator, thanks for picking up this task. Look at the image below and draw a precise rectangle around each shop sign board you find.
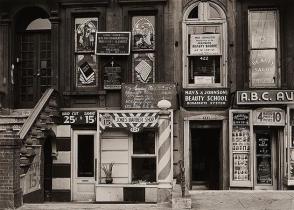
[237,90,294,104]
[99,111,158,133]
[104,60,121,89]
[61,111,97,125]
[183,88,229,107]
[189,34,221,55]
[122,83,177,109]
[253,108,285,126]
[95,32,131,55]
[22,146,41,194]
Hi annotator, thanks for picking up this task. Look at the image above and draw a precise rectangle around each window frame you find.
[183,1,227,88]
[248,9,280,88]
[129,129,158,183]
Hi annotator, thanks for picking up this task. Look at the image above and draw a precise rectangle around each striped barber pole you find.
[158,112,172,183]
[99,111,158,133]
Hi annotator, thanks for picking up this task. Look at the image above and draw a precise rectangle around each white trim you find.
[52,178,71,190]
[53,151,71,164]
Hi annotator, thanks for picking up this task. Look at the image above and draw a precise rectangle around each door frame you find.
[253,127,281,190]
[71,130,97,201]
[183,111,228,190]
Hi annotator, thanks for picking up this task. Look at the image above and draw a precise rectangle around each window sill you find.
[183,84,226,89]
[96,183,158,188]
[63,91,106,96]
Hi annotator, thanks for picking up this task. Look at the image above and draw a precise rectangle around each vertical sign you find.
[230,110,253,187]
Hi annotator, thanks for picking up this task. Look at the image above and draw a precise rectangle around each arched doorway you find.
[14,7,52,108]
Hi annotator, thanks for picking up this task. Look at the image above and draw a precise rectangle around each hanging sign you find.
[183,88,229,107]
[237,90,294,104]
[99,111,158,133]
[189,34,221,55]
[61,111,97,125]
[95,32,131,55]
[104,60,122,89]
[253,108,285,126]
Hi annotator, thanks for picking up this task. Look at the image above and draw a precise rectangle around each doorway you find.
[44,137,52,201]
[191,126,220,190]
[72,130,96,201]
[254,128,278,190]
[16,30,52,107]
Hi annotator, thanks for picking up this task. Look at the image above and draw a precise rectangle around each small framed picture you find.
[132,53,155,83]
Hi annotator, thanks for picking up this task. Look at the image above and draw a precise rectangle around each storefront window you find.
[131,16,156,83]
[74,17,99,89]
[183,2,227,87]
[248,10,279,88]
[132,130,156,183]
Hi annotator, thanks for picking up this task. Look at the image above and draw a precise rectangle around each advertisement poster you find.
[133,53,155,83]
[104,60,121,89]
[189,34,221,55]
[132,16,155,50]
[233,153,249,181]
[75,17,98,52]
[76,54,98,88]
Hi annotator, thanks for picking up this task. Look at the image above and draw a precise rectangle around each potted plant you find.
[102,162,114,184]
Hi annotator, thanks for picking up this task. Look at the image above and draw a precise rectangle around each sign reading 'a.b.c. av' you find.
[237,90,294,104]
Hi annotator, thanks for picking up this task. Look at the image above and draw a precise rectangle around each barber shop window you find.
[131,130,156,183]
[248,10,280,88]
[74,17,99,90]
[183,1,227,87]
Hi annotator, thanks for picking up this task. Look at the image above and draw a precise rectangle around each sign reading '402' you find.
[253,108,285,126]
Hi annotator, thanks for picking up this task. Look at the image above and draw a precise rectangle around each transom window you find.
[183,1,227,88]
[248,9,280,88]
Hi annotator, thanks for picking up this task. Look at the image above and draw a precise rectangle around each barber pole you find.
[157,111,172,184]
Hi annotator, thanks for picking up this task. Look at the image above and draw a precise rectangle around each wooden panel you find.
[101,138,129,151]
[101,130,129,138]
[56,125,71,137]
[96,186,124,202]
[52,178,70,190]
[101,151,129,163]
[101,163,128,178]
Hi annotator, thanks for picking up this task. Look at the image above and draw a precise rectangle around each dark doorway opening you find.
[191,127,220,190]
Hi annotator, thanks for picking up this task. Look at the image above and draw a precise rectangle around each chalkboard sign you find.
[121,83,177,109]
[95,32,131,55]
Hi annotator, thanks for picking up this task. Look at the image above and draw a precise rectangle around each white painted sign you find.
[190,34,221,55]
[253,108,285,126]
[22,146,41,194]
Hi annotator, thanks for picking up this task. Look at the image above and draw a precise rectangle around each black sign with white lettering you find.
[95,32,131,55]
[237,90,294,104]
[61,111,97,125]
[183,88,229,107]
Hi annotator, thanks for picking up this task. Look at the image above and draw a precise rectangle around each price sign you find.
[253,108,285,126]
[61,111,97,125]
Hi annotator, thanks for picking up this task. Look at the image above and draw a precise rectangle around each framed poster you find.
[132,16,155,51]
[133,53,155,83]
[75,18,98,52]
[76,54,98,88]
[103,60,122,89]
[229,110,253,187]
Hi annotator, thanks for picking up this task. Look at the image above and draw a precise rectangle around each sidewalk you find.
[17,191,294,210]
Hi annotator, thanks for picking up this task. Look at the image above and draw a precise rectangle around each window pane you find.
[76,54,98,88]
[189,56,220,84]
[188,6,198,19]
[249,11,277,49]
[133,53,155,83]
[250,49,276,87]
[78,135,94,177]
[133,130,155,154]
[75,18,98,52]
[132,16,155,50]
[132,158,156,183]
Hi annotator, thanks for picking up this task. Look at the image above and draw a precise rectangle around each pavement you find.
[17,191,294,210]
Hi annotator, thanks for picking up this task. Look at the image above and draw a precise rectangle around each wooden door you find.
[17,31,51,108]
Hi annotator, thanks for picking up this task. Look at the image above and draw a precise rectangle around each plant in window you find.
[102,162,114,184]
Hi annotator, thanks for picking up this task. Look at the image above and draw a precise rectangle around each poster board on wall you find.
[229,110,253,187]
